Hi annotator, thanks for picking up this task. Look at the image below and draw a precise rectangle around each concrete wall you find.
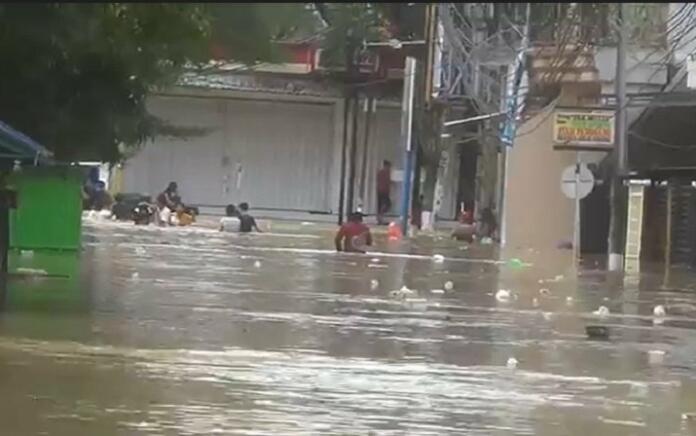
[503,103,577,254]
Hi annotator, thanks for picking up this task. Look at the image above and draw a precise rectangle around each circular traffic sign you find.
[561,163,594,199]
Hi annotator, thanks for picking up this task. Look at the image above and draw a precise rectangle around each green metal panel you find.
[8,167,84,251]
[7,250,84,312]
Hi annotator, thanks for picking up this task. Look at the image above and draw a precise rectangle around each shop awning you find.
[0,120,53,164]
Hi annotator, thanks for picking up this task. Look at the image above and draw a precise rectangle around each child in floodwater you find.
[219,204,241,232]
[335,212,373,253]
[238,202,261,233]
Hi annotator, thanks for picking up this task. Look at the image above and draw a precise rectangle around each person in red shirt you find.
[376,160,392,225]
[335,212,373,253]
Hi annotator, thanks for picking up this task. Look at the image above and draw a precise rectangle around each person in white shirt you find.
[219,204,241,232]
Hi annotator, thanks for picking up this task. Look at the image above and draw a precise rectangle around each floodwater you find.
[1,218,696,435]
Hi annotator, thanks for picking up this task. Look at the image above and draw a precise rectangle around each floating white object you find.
[532,297,540,308]
[506,357,518,370]
[444,280,454,291]
[593,306,610,318]
[135,247,146,255]
[131,272,139,280]
[542,312,553,321]
[370,279,379,290]
[653,305,666,318]
[20,250,34,258]
[554,275,564,282]
[566,296,574,305]
[496,289,511,302]
[253,260,262,268]
[430,289,445,295]
[390,286,417,300]
[648,350,666,365]
[371,258,380,263]
[432,254,445,263]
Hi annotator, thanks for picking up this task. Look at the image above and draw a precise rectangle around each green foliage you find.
[0,3,308,162]
[316,3,386,68]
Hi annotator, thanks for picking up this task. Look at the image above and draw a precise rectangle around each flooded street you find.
[1,220,696,435]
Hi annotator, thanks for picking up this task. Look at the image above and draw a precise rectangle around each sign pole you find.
[574,152,581,265]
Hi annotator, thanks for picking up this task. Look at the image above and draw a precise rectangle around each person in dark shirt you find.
[376,160,392,225]
[238,202,261,233]
[335,212,373,253]
[156,182,179,210]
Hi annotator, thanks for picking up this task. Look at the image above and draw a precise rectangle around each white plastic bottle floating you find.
[495,289,512,302]
[253,260,262,268]
[370,279,379,291]
[444,280,454,291]
[648,350,666,366]
[653,305,666,318]
[432,254,445,263]
[593,306,610,319]
[506,357,518,370]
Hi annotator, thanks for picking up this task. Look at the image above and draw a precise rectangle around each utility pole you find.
[337,31,358,225]
[608,3,628,272]
[399,56,417,235]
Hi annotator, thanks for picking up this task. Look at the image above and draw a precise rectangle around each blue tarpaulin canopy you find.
[0,120,53,164]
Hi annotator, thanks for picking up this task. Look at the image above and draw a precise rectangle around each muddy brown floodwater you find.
[1,219,695,435]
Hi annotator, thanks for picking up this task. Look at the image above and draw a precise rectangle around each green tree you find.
[0,3,310,162]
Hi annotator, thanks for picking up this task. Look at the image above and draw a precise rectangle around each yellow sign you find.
[553,111,615,149]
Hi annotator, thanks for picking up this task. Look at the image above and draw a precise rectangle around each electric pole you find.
[338,30,358,225]
[608,3,628,271]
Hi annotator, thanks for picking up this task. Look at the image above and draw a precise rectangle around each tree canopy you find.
[0,3,312,162]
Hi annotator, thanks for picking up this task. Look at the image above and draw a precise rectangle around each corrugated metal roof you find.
[0,120,53,163]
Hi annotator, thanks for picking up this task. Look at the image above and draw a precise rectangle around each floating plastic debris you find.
[131,272,140,280]
[390,286,417,300]
[506,357,518,370]
[254,260,262,268]
[444,280,454,291]
[432,254,445,263]
[496,289,512,302]
[653,305,666,318]
[566,296,574,305]
[593,306,610,319]
[542,312,553,321]
[370,279,379,290]
[532,297,540,308]
[430,289,445,295]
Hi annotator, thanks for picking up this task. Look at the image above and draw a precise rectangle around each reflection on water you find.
[0,219,694,435]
